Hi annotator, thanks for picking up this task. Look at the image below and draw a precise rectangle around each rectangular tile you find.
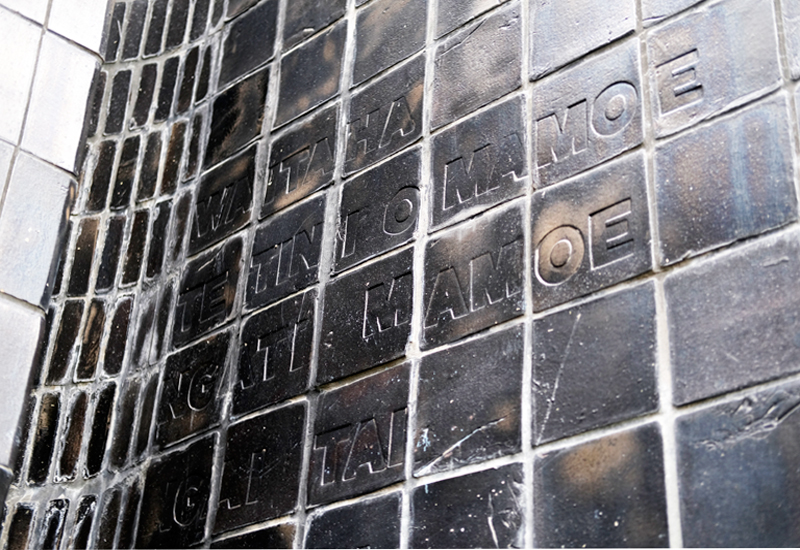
[219,0,278,85]
[655,94,797,266]
[641,0,703,26]
[234,289,315,416]
[423,203,524,349]
[0,10,40,145]
[345,55,424,175]
[246,195,325,311]
[531,152,652,311]
[319,248,413,384]
[283,0,345,50]
[534,424,668,548]
[532,38,642,187]
[48,0,109,53]
[305,493,401,549]
[665,227,800,405]
[533,283,658,445]
[436,0,508,38]
[432,1,521,129]
[530,0,635,80]
[334,148,420,273]
[215,404,306,533]
[308,364,409,505]
[430,95,527,231]
[415,326,523,477]
[646,0,781,137]
[781,0,800,79]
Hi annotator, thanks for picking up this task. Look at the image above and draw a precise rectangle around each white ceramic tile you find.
[0,297,43,466]
[0,140,14,193]
[0,0,48,24]
[49,0,111,53]
[0,152,74,307]
[21,32,99,172]
[0,9,41,145]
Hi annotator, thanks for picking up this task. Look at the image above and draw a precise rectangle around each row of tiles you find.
[90,0,790,184]
[9,374,800,548]
[25,224,800,501]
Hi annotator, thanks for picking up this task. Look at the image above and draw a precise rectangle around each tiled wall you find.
[4,0,800,547]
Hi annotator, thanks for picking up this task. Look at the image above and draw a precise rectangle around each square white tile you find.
[0,9,41,145]
[0,0,48,24]
[49,0,111,54]
[21,32,99,172]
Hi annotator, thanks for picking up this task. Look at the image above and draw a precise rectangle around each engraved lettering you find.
[343,419,386,480]
[536,100,588,167]
[592,82,637,136]
[383,186,419,235]
[469,238,524,311]
[425,267,469,327]
[347,107,384,160]
[656,49,703,115]
[172,476,203,527]
[250,220,323,290]
[589,199,634,268]
[266,137,335,206]
[363,272,413,340]
[536,226,585,285]
[193,176,251,239]
[444,144,495,209]
[388,408,407,467]
[380,96,415,149]
[187,363,219,411]
[341,209,365,258]
[315,426,353,486]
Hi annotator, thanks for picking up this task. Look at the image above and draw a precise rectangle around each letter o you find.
[384,186,419,235]
[536,226,585,285]
[592,82,637,136]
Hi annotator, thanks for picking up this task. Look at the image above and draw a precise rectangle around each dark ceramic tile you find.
[532,38,642,187]
[284,0,346,49]
[86,383,116,478]
[345,55,424,175]
[641,0,703,26]
[353,0,426,86]
[415,326,522,476]
[665,227,800,405]
[189,145,256,255]
[109,380,139,470]
[104,3,125,61]
[135,374,158,459]
[156,332,229,448]
[306,492,401,548]
[96,486,121,548]
[645,0,781,137]
[531,152,652,311]
[76,299,105,381]
[432,2,521,130]
[263,105,337,219]
[234,289,315,416]
[39,499,69,550]
[334,148,420,272]
[655,95,797,266]
[170,192,193,264]
[57,392,87,481]
[48,301,83,384]
[205,68,269,168]
[155,56,179,122]
[121,0,147,60]
[86,70,105,138]
[67,218,99,297]
[215,403,306,533]
[117,481,141,549]
[534,424,668,548]
[533,283,658,445]
[121,210,148,286]
[220,0,278,86]
[411,464,524,548]
[7,504,35,549]
[275,21,345,126]
[146,200,172,278]
[422,203,524,350]
[318,248,413,384]
[185,111,205,179]
[103,297,133,375]
[96,216,125,292]
[212,523,295,549]
[87,142,116,212]
[308,364,410,505]
[173,238,243,347]
[246,195,325,310]
[105,70,131,135]
[71,496,96,549]
[431,96,526,231]
[166,0,190,49]
[138,134,163,198]
[196,46,213,103]
[227,0,259,19]
[28,393,60,484]
[162,121,186,195]
[677,380,800,547]
[437,0,508,38]
[177,47,199,115]
[132,64,157,128]
[136,435,215,548]
[530,0,635,80]
[111,136,139,210]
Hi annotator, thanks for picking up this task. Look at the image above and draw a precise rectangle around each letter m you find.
[362,272,412,340]
[469,238,524,311]
[536,100,587,167]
